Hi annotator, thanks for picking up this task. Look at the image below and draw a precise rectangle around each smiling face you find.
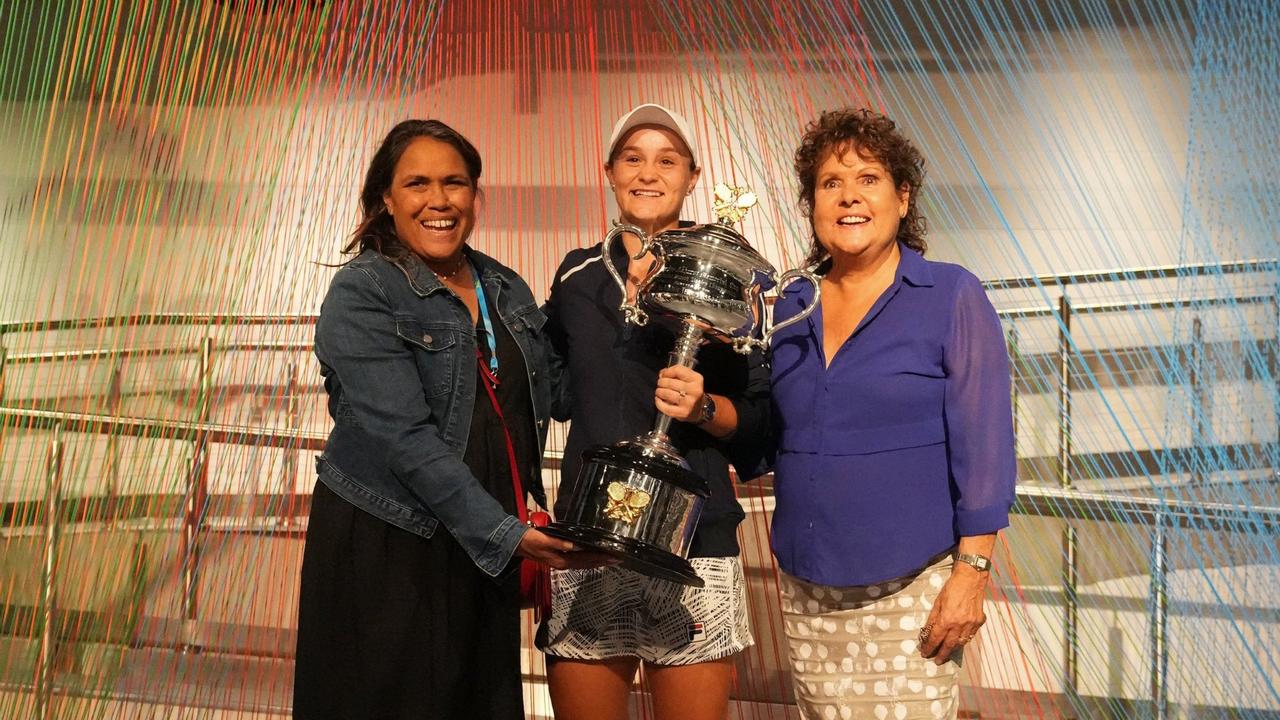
[605,125,700,234]
[381,136,477,263]
[811,144,909,263]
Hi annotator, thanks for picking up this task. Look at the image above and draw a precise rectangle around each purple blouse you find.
[769,245,1016,586]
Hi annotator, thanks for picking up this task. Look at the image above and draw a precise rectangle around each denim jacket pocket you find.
[514,304,548,334]
[508,305,548,357]
[395,317,459,398]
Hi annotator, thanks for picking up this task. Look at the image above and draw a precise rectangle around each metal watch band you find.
[956,552,992,571]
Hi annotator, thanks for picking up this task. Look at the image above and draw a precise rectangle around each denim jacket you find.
[314,246,565,577]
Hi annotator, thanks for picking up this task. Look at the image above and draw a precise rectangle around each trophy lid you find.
[659,183,766,256]
[654,184,776,286]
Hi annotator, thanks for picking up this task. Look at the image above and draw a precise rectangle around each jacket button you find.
[512,321,524,332]
[422,333,433,344]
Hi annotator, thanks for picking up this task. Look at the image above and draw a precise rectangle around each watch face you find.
[694,395,715,425]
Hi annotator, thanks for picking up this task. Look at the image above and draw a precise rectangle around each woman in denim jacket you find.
[293,120,607,720]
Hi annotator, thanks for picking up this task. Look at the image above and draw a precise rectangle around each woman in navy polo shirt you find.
[769,108,1016,719]
[537,104,770,720]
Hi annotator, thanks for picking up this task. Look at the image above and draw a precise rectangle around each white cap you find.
[606,103,699,169]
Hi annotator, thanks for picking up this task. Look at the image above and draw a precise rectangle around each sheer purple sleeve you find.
[943,272,1017,536]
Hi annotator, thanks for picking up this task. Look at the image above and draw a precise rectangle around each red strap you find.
[476,349,530,523]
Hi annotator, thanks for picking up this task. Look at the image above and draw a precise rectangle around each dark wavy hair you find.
[794,108,927,265]
[342,119,482,258]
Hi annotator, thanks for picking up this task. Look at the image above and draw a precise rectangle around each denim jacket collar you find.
[395,246,511,298]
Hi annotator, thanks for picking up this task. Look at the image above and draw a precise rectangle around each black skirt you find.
[294,311,534,719]
[293,482,522,720]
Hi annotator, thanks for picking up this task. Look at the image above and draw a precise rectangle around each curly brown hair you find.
[794,108,927,265]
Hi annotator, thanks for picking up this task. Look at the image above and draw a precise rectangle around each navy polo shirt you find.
[543,237,772,558]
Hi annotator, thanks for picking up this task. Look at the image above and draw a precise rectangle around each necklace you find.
[428,253,467,281]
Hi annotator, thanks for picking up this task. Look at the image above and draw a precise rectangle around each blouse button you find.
[422,333,433,344]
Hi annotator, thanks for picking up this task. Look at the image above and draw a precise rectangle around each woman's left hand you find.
[918,564,988,664]
[655,365,705,422]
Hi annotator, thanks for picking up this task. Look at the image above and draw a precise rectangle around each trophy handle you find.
[603,222,650,326]
[733,268,823,354]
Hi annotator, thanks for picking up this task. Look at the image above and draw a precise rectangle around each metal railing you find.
[1,258,1277,718]
[0,317,325,720]
[999,259,1277,719]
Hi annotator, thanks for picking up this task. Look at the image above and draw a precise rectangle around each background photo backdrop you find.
[0,1,1277,718]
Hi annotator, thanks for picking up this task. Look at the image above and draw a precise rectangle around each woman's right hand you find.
[516,528,619,570]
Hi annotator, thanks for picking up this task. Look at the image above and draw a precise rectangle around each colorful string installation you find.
[0,1,1276,717]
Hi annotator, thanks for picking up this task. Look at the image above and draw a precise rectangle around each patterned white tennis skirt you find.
[536,556,754,665]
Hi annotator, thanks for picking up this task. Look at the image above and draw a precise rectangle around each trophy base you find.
[541,522,705,588]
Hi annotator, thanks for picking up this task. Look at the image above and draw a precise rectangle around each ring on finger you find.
[917,624,934,641]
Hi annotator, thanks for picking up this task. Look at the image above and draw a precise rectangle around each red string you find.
[475,348,531,523]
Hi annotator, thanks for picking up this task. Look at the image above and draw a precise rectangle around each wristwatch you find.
[956,553,992,572]
[695,394,717,426]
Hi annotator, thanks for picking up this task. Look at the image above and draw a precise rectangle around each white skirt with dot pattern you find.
[780,554,962,720]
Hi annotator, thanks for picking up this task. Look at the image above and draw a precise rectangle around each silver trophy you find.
[543,185,821,586]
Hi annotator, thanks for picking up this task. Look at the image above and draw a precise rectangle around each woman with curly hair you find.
[767,108,1016,719]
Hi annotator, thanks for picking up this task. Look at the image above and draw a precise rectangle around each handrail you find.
[0,405,328,450]
[2,404,1277,531]
[0,258,1273,336]
[5,294,1269,364]
[982,257,1278,291]
[0,403,566,462]
[5,342,314,364]
[998,292,1275,320]
[0,313,318,335]
[1014,484,1280,532]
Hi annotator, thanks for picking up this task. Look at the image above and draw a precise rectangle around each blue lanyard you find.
[472,260,500,379]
